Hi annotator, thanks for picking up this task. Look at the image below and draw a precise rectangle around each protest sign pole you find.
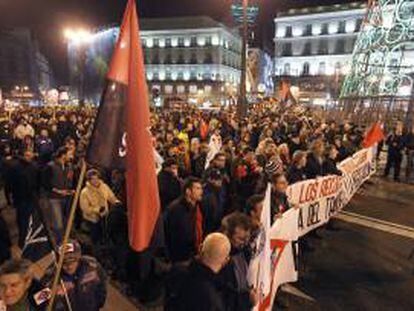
[47,159,87,311]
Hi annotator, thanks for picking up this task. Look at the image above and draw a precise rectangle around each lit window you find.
[212,35,219,46]
[312,24,321,35]
[345,20,356,33]
[276,26,286,38]
[197,72,203,81]
[177,85,185,94]
[159,38,165,48]
[146,38,153,48]
[318,62,326,75]
[171,71,178,80]
[171,38,178,47]
[292,26,303,37]
[159,71,166,81]
[328,22,338,34]
[153,38,159,47]
[165,85,173,94]
[184,38,191,47]
[205,85,212,93]
[184,71,190,81]
[189,85,197,94]
[147,72,153,80]
[197,36,206,46]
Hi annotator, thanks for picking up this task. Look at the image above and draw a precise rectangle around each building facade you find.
[69,17,242,105]
[273,2,366,105]
[0,28,53,102]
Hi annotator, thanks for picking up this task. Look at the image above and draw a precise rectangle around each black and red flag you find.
[87,0,160,252]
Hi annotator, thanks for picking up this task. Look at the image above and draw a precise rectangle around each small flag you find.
[363,122,385,148]
[21,210,53,262]
[86,0,160,252]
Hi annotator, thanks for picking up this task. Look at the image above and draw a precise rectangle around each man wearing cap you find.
[201,169,226,234]
[41,240,107,311]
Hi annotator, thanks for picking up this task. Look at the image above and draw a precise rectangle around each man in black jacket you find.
[202,169,226,234]
[405,125,414,181]
[219,212,257,311]
[158,158,181,212]
[164,177,204,263]
[323,145,343,176]
[9,150,39,247]
[305,139,325,179]
[287,151,308,184]
[384,125,405,181]
[167,233,231,311]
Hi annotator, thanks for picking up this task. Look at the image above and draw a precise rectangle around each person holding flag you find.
[48,0,163,309]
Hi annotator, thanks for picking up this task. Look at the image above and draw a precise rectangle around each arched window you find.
[302,62,310,76]
[335,62,342,75]
[284,63,291,75]
[318,62,326,75]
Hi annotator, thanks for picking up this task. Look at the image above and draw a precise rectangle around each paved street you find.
[288,177,414,311]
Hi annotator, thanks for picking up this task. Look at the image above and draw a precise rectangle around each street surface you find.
[288,177,414,311]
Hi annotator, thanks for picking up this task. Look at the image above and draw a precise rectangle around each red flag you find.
[363,122,385,148]
[87,0,160,251]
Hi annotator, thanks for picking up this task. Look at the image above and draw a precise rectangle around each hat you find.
[207,169,222,181]
[59,240,81,262]
[265,159,282,178]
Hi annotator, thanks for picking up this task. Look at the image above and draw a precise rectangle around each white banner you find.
[249,147,376,310]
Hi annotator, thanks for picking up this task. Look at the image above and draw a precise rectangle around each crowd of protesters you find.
[0,102,413,310]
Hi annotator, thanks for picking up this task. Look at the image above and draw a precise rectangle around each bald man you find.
[166,233,231,311]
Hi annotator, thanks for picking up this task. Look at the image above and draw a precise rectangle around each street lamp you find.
[238,0,249,118]
[64,28,93,106]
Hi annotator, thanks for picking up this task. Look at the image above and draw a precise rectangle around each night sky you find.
[0,0,351,84]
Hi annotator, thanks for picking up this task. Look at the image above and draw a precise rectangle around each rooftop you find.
[278,2,366,17]
[140,16,228,31]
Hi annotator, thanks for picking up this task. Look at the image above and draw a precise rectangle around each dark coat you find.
[158,170,181,212]
[323,158,343,176]
[217,248,252,311]
[305,153,324,179]
[10,158,39,204]
[0,214,11,265]
[164,197,200,263]
[169,259,226,311]
[387,134,405,157]
[42,256,107,311]
[287,165,307,184]
[201,183,225,234]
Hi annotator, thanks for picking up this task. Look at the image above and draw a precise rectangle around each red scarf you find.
[195,205,204,249]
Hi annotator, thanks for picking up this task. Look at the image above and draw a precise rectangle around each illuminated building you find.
[273,2,366,105]
[68,17,242,105]
[0,28,53,100]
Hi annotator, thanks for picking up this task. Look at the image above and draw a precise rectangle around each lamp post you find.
[64,28,92,107]
[237,0,249,118]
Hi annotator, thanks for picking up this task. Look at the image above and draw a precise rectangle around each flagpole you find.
[47,159,87,311]
[33,197,73,311]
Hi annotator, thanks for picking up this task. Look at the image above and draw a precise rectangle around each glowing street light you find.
[64,28,93,106]
[64,28,93,45]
